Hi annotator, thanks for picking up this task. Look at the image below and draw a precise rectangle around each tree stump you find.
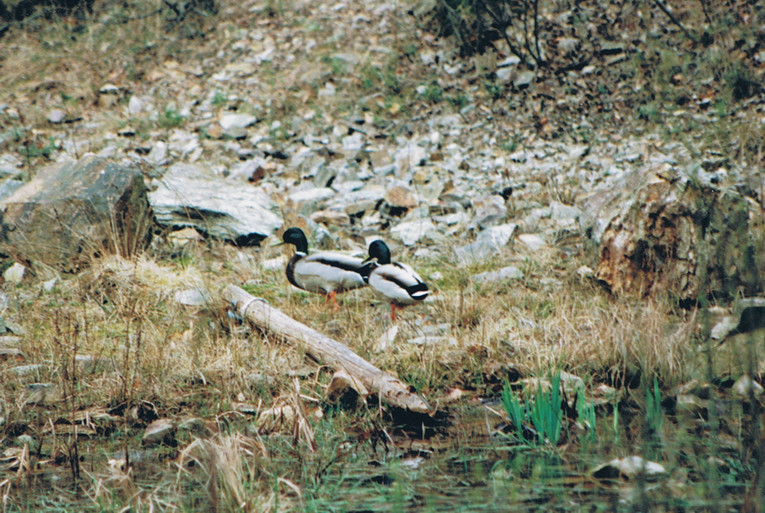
[581,164,763,301]
[0,156,153,272]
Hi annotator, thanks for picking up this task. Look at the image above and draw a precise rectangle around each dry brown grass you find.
[176,432,288,512]
[0,222,706,510]
[0,2,164,112]
[350,246,696,392]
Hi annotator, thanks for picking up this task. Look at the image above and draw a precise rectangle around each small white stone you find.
[342,132,364,152]
[3,263,26,284]
[47,109,66,124]
[517,233,547,252]
[375,325,399,352]
[319,82,336,97]
[496,67,513,83]
[710,316,738,340]
[287,187,335,204]
[127,95,147,115]
[407,336,457,346]
[497,56,521,67]
[142,419,175,445]
[220,113,256,130]
[174,288,212,306]
[147,141,168,165]
[617,456,666,477]
[733,375,764,398]
[473,266,523,284]
[99,84,120,94]
[593,455,667,480]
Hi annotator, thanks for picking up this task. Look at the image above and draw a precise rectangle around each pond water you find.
[2,396,758,512]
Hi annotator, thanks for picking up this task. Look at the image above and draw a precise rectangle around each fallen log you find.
[223,284,432,415]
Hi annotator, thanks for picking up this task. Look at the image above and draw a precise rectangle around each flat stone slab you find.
[391,218,437,246]
[149,164,283,245]
[142,418,176,446]
[454,223,518,264]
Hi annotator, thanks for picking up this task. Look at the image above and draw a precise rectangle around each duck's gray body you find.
[362,239,429,319]
[366,261,428,307]
[280,228,367,305]
[286,250,367,295]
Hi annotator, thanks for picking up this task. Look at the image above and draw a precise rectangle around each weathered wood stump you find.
[581,164,763,301]
[0,156,153,272]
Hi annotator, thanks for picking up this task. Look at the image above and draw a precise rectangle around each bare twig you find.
[481,0,529,66]
[697,0,712,25]
[650,0,695,42]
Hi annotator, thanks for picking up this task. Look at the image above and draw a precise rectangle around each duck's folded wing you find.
[295,254,367,291]
[393,262,425,283]
[372,265,429,302]
[307,252,366,272]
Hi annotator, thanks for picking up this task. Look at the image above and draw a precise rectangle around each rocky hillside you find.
[0,0,763,217]
[1,0,762,295]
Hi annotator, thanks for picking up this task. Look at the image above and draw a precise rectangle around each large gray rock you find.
[149,164,283,245]
[0,156,153,272]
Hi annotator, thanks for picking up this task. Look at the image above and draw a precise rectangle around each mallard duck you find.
[362,239,429,320]
[276,227,367,309]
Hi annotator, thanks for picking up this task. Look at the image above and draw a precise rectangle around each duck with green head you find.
[362,239,429,320]
[276,227,367,309]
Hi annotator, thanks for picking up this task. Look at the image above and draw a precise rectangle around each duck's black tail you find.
[407,282,429,300]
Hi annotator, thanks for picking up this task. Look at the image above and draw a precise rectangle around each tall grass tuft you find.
[501,371,564,446]
[501,380,524,437]
[177,433,280,512]
[576,387,597,443]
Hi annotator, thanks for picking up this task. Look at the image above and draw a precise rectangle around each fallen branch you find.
[223,285,432,415]
[649,0,695,42]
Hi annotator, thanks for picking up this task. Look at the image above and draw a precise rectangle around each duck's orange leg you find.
[328,291,339,311]
[390,303,398,320]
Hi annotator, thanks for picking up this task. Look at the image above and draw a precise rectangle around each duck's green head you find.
[363,239,391,265]
[279,227,309,254]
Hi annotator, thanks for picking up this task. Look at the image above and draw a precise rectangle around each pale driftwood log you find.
[223,284,432,415]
